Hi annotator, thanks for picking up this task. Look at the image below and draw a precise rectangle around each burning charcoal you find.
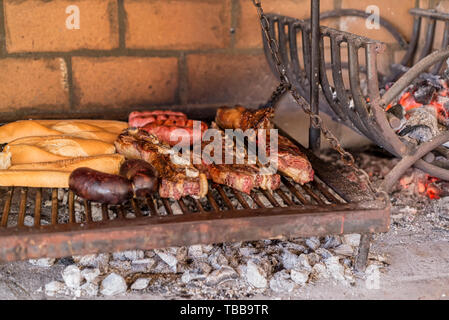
[399,125,434,142]
[413,82,436,105]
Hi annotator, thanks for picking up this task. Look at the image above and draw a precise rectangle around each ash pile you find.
[36,233,387,299]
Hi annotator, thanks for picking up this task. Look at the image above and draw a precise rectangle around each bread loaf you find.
[9,154,125,173]
[0,120,127,144]
[2,154,125,188]
[8,136,116,164]
[0,170,71,188]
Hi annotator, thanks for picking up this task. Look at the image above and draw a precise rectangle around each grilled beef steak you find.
[129,110,208,147]
[215,106,314,185]
[194,124,281,194]
[215,105,275,131]
[115,128,208,200]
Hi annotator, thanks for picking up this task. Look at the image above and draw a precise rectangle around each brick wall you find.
[0,0,448,121]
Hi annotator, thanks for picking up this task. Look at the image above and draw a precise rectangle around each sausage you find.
[119,159,159,197]
[69,168,133,204]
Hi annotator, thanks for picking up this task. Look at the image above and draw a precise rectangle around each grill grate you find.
[0,176,344,229]
[0,139,390,263]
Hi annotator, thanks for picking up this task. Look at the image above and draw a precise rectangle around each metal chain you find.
[252,0,380,196]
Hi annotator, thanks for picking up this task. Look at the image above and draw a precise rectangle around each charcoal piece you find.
[387,104,405,120]
[417,74,444,90]
[413,81,436,105]
[398,125,434,142]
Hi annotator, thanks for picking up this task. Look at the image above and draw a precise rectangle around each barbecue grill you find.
[261,5,449,192]
[0,0,390,273]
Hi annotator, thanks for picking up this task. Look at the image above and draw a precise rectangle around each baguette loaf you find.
[2,154,125,188]
[8,136,116,164]
[0,170,71,188]
[9,154,125,173]
[0,120,127,144]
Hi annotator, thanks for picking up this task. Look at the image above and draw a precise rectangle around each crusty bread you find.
[0,120,127,144]
[9,154,125,174]
[0,170,71,188]
[8,136,116,164]
[2,154,125,188]
[0,146,11,170]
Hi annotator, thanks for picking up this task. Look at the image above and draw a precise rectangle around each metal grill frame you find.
[0,123,390,263]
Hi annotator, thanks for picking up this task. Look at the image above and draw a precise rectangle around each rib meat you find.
[115,128,208,200]
[215,106,314,185]
[194,124,280,194]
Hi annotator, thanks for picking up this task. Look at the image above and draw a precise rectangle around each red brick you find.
[72,57,179,109]
[124,0,231,50]
[340,0,416,43]
[236,0,335,49]
[0,58,69,111]
[4,0,119,53]
[186,53,278,105]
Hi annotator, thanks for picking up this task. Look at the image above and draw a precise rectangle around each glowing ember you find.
[398,173,441,199]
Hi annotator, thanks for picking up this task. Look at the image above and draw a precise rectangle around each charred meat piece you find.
[215,105,275,131]
[216,106,314,185]
[129,110,208,147]
[194,124,281,194]
[115,128,208,200]
[275,135,314,185]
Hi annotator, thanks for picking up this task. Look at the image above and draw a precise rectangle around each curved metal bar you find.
[414,159,449,180]
[302,26,312,82]
[400,16,422,68]
[288,22,306,82]
[419,18,437,61]
[432,21,449,74]
[317,9,409,49]
[278,18,290,73]
[318,36,347,121]
[381,132,449,192]
[381,47,449,107]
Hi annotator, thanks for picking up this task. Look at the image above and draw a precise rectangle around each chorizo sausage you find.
[69,168,133,204]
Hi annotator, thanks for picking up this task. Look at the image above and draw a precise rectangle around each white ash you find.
[41,233,387,298]
[333,244,355,257]
[246,260,268,289]
[44,281,67,297]
[112,250,144,261]
[100,273,127,296]
[80,282,99,297]
[81,268,100,284]
[73,253,110,271]
[205,266,238,286]
[131,278,150,290]
[342,234,361,247]
[62,265,82,289]
[291,269,310,286]
[269,270,295,293]
[29,258,56,267]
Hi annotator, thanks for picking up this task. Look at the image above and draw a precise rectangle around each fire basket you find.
[261,7,449,192]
